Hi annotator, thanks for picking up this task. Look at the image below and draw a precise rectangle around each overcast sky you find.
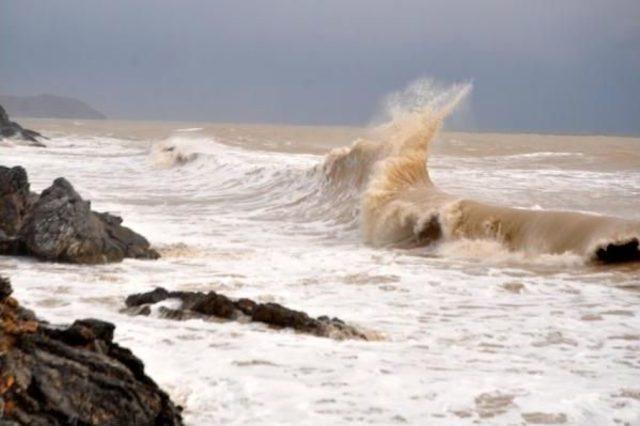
[1,0,639,134]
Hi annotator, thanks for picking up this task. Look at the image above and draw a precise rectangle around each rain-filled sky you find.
[1,0,639,134]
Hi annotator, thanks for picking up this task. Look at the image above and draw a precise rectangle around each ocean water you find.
[1,113,639,425]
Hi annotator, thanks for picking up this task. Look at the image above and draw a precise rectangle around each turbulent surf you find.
[155,80,640,264]
[355,84,639,263]
[4,84,639,424]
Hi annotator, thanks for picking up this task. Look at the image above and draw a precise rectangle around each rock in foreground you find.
[124,287,375,341]
[0,104,46,147]
[0,276,183,425]
[0,165,159,263]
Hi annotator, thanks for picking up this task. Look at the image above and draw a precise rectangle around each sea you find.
[1,88,639,425]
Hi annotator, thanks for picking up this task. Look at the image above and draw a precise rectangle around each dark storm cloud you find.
[1,0,639,134]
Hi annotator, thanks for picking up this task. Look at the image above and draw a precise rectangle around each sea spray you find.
[148,79,639,263]
[3,110,639,424]
[329,80,640,262]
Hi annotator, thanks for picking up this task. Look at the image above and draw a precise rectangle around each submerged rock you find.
[0,166,159,263]
[0,104,46,147]
[0,276,183,425]
[124,287,374,341]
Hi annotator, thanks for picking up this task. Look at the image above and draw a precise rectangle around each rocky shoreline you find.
[0,276,183,425]
[0,105,46,147]
[0,120,379,423]
[0,166,159,264]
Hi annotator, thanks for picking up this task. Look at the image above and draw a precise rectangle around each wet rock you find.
[0,104,46,147]
[49,318,116,346]
[124,287,373,340]
[251,302,317,329]
[0,166,32,258]
[0,276,12,300]
[0,167,159,263]
[191,292,237,319]
[125,287,170,307]
[0,166,33,239]
[235,298,257,316]
[0,276,183,425]
[595,238,640,264]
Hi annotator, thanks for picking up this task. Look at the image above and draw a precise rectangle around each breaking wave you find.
[330,80,640,263]
[151,137,203,167]
[151,80,640,264]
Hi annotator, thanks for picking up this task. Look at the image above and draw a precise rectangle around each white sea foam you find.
[1,114,639,425]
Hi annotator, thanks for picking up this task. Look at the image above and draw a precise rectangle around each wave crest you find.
[151,136,206,168]
[147,80,639,264]
[324,80,640,263]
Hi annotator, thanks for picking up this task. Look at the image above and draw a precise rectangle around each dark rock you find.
[0,104,46,147]
[0,166,29,197]
[0,234,27,257]
[125,287,170,307]
[0,166,159,263]
[251,302,317,329]
[0,276,11,300]
[45,319,116,347]
[595,238,640,264]
[0,276,183,425]
[124,287,373,340]
[0,166,32,239]
[235,298,257,316]
[0,171,160,264]
[0,104,8,123]
[191,292,237,319]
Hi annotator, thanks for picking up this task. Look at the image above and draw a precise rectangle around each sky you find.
[1,0,639,134]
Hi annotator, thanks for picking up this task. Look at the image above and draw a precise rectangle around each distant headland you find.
[0,94,106,120]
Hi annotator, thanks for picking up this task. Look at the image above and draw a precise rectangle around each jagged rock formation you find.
[124,287,374,340]
[0,166,34,241]
[0,104,46,147]
[0,276,183,425]
[0,165,159,263]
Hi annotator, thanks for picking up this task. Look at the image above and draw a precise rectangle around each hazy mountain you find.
[0,94,106,120]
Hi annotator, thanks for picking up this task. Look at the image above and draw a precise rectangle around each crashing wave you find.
[322,79,640,264]
[151,136,202,167]
[146,80,639,264]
